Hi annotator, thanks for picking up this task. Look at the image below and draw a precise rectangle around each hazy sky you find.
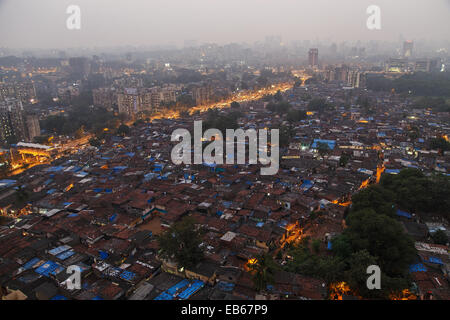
[0,0,449,49]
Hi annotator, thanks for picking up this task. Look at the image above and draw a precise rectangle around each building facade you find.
[0,98,25,145]
[308,48,319,68]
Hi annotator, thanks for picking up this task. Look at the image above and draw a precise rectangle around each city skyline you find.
[1,0,450,49]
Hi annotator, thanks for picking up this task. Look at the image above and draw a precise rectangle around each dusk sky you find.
[1,0,449,48]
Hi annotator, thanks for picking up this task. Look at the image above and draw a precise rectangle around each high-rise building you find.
[191,86,212,105]
[93,88,117,110]
[403,41,414,58]
[25,115,41,142]
[0,81,37,105]
[0,98,25,145]
[117,88,141,118]
[69,57,91,79]
[308,48,319,68]
[347,71,366,88]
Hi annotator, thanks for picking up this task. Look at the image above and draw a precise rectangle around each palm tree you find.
[249,254,279,292]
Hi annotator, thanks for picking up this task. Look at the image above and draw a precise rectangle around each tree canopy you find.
[156,217,204,269]
[249,254,279,291]
[380,168,450,216]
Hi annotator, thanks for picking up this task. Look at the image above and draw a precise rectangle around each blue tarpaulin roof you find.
[311,139,336,150]
[385,169,400,174]
[409,263,427,273]
[56,250,75,261]
[217,281,235,292]
[167,280,190,295]
[396,209,412,219]
[154,279,191,300]
[49,245,71,255]
[300,180,313,191]
[50,264,65,276]
[0,179,16,188]
[46,166,64,172]
[178,280,204,300]
[120,270,136,281]
[98,250,109,260]
[154,292,173,300]
[35,260,59,277]
[22,257,40,270]
[222,201,232,208]
[426,256,443,265]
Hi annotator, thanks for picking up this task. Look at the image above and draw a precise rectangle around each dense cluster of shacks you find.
[0,82,449,300]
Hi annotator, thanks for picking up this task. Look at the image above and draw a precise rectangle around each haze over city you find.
[1,0,450,49]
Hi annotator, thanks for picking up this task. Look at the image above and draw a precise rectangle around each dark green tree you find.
[287,109,307,122]
[351,185,396,217]
[249,254,279,292]
[117,124,130,136]
[156,217,204,269]
[432,230,448,245]
[430,137,450,152]
[267,101,291,115]
[89,137,101,147]
[339,153,350,167]
[342,209,416,276]
[317,142,330,158]
[230,101,240,109]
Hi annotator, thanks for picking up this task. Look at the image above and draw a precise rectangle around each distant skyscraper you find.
[403,41,414,58]
[25,115,41,142]
[308,48,319,67]
[69,57,91,79]
[0,98,25,145]
[118,88,141,118]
